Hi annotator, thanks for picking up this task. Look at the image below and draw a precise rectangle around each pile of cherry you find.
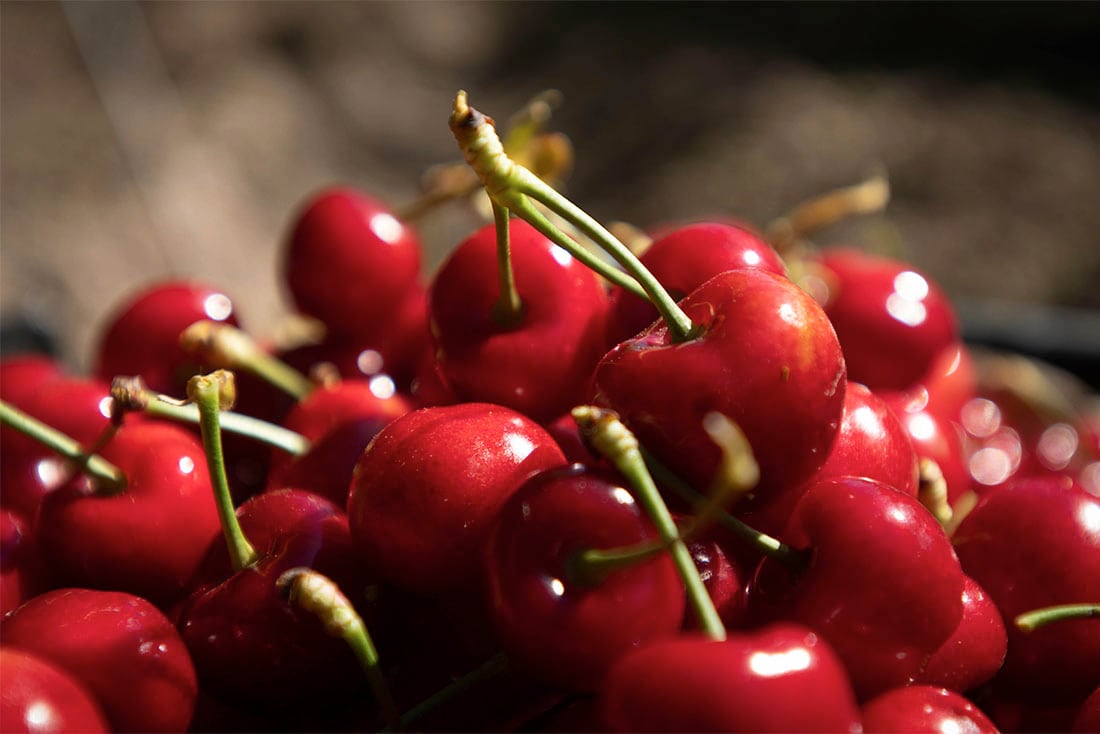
[2,92,1098,734]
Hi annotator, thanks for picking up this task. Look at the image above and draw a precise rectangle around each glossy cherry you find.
[917,575,1008,694]
[282,186,422,341]
[883,391,973,504]
[599,624,862,733]
[878,341,977,425]
[860,685,997,733]
[0,588,198,732]
[483,463,685,691]
[428,217,609,423]
[594,268,846,501]
[814,247,958,392]
[93,279,240,396]
[0,648,110,734]
[36,422,221,608]
[604,221,788,347]
[749,475,965,699]
[951,474,1100,702]
[347,402,567,597]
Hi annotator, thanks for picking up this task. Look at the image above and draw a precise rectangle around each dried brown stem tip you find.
[110,375,151,414]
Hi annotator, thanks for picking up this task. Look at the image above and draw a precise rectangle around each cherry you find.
[917,574,1008,694]
[951,474,1100,702]
[860,685,997,733]
[682,526,753,631]
[36,421,221,608]
[604,221,788,348]
[347,402,567,597]
[92,279,240,396]
[1,508,49,615]
[483,463,685,691]
[1072,686,1100,733]
[594,268,847,502]
[0,354,65,408]
[428,217,609,422]
[0,648,110,734]
[814,247,958,392]
[879,341,977,425]
[749,475,965,700]
[282,186,422,341]
[0,587,198,732]
[599,624,862,733]
[883,390,973,505]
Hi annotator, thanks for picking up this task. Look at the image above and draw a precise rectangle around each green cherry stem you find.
[450,91,698,343]
[490,200,524,329]
[1014,603,1100,633]
[385,652,509,733]
[572,405,725,641]
[110,376,310,457]
[566,538,669,589]
[0,399,127,494]
[179,320,314,401]
[277,567,400,731]
[187,371,257,572]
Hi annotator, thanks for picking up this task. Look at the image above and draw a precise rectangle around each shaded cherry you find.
[428,217,609,423]
[0,354,65,409]
[1,508,49,615]
[600,624,861,733]
[860,685,997,733]
[282,186,422,341]
[604,221,788,347]
[0,588,198,733]
[1072,686,1100,733]
[484,464,684,692]
[917,574,1008,694]
[814,247,958,392]
[749,475,965,699]
[347,402,567,597]
[594,268,846,503]
[92,279,239,396]
[0,647,110,734]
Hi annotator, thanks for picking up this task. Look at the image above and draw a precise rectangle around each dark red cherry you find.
[0,588,198,732]
[36,422,221,608]
[428,218,609,422]
[749,476,965,699]
[347,402,567,597]
[483,464,684,691]
[605,221,788,347]
[93,280,240,395]
[815,247,958,392]
[951,474,1100,702]
[0,648,110,734]
[1072,686,1100,733]
[860,686,997,734]
[917,575,1007,694]
[283,187,422,341]
[1,508,49,615]
[600,624,861,733]
[594,268,846,502]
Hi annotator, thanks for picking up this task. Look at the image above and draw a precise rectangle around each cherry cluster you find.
[2,91,1098,734]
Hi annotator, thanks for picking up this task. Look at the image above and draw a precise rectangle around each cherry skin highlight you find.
[0,648,110,734]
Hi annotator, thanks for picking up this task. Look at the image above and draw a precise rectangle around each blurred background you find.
[2,2,1099,382]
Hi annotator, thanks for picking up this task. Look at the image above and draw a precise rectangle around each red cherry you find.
[594,268,846,501]
[879,342,977,425]
[1,508,49,615]
[917,575,1008,694]
[682,527,752,631]
[483,464,685,691]
[815,247,958,392]
[92,279,240,395]
[1072,686,1100,733]
[605,221,788,347]
[951,474,1100,702]
[0,648,110,734]
[884,391,972,504]
[428,218,610,422]
[36,422,221,608]
[0,354,65,408]
[749,476,965,699]
[600,624,861,733]
[860,686,997,734]
[0,588,198,732]
[347,402,567,596]
[283,187,422,341]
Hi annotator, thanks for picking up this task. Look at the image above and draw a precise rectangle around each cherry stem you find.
[386,652,509,733]
[490,200,524,329]
[572,406,726,641]
[110,376,310,457]
[277,567,400,731]
[918,457,953,527]
[641,446,807,573]
[179,321,314,401]
[449,91,698,343]
[766,170,890,255]
[566,538,668,588]
[188,371,257,572]
[0,399,128,494]
[1014,603,1100,633]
